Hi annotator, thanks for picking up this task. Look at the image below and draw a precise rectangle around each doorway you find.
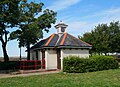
[42,49,45,69]
[57,49,61,69]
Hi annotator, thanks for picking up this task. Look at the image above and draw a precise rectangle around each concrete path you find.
[0,70,60,79]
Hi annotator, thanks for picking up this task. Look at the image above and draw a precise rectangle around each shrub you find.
[0,60,42,70]
[63,56,87,73]
[115,58,120,62]
[90,55,114,59]
[63,55,119,73]
[0,61,20,70]
[90,55,119,70]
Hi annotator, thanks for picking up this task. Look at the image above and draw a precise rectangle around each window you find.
[61,27,65,32]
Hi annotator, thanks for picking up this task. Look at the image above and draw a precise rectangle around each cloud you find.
[62,7,120,36]
[66,21,94,37]
[46,0,81,11]
[68,22,88,32]
[99,8,120,23]
[83,8,120,22]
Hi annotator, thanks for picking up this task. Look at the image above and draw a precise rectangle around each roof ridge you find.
[55,34,63,46]
[45,34,55,46]
[60,33,67,45]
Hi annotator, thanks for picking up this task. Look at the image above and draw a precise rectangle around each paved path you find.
[0,70,60,79]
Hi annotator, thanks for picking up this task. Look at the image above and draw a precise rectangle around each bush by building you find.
[63,55,119,73]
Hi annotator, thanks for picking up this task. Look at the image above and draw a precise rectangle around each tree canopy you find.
[10,1,57,60]
[80,21,120,55]
[0,0,56,61]
[0,0,21,61]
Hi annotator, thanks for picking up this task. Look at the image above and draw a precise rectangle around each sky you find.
[0,0,120,57]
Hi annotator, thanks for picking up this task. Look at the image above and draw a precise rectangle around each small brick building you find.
[30,22,92,70]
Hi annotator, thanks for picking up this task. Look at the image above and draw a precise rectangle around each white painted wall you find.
[36,50,41,60]
[30,50,42,60]
[39,51,42,60]
[45,49,57,70]
[62,49,89,58]
[60,49,89,69]
[30,51,33,60]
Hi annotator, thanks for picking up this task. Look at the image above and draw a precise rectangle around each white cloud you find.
[62,7,120,36]
[42,7,120,37]
[99,8,120,23]
[66,21,94,36]
[68,22,88,32]
[46,0,81,11]
[83,8,120,22]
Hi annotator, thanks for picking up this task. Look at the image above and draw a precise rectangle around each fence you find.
[19,60,45,70]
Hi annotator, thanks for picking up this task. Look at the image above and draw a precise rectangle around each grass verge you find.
[0,69,120,87]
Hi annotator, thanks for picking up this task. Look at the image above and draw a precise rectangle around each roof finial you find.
[60,20,64,24]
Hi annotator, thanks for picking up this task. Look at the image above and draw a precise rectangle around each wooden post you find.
[34,60,36,69]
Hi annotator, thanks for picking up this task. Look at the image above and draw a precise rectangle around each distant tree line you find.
[79,21,120,55]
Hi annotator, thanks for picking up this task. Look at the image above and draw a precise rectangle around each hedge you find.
[0,61,20,70]
[0,60,41,70]
[63,55,119,73]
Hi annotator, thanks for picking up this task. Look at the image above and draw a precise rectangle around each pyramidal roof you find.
[31,22,92,50]
[31,33,92,50]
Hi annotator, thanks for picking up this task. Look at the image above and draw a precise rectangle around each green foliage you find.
[90,55,119,70]
[115,58,120,62]
[0,61,42,70]
[11,1,57,47]
[9,1,57,60]
[90,55,114,59]
[0,0,22,61]
[0,61,20,70]
[63,56,119,73]
[0,0,20,27]
[80,21,120,54]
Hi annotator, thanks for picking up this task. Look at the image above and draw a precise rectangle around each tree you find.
[91,24,110,54]
[78,32,93,54]
[79,32,92,44]
[80,21,120,55]
[0,0,21,61]
[108,21,120,53]
[10,1,57,60]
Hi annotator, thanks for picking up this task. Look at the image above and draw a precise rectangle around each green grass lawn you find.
[0,69,120,87]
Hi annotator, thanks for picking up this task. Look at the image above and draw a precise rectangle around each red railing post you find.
[34,60,36,70]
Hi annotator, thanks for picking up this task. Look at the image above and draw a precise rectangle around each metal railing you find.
[19,60,45,70]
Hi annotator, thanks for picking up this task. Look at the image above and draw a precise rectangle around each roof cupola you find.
[55,21,68,34]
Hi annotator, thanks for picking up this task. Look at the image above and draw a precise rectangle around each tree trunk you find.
[105,53,107,55]
[2,43,9,61]
[0,23,9,61]
[27,42,30,60]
